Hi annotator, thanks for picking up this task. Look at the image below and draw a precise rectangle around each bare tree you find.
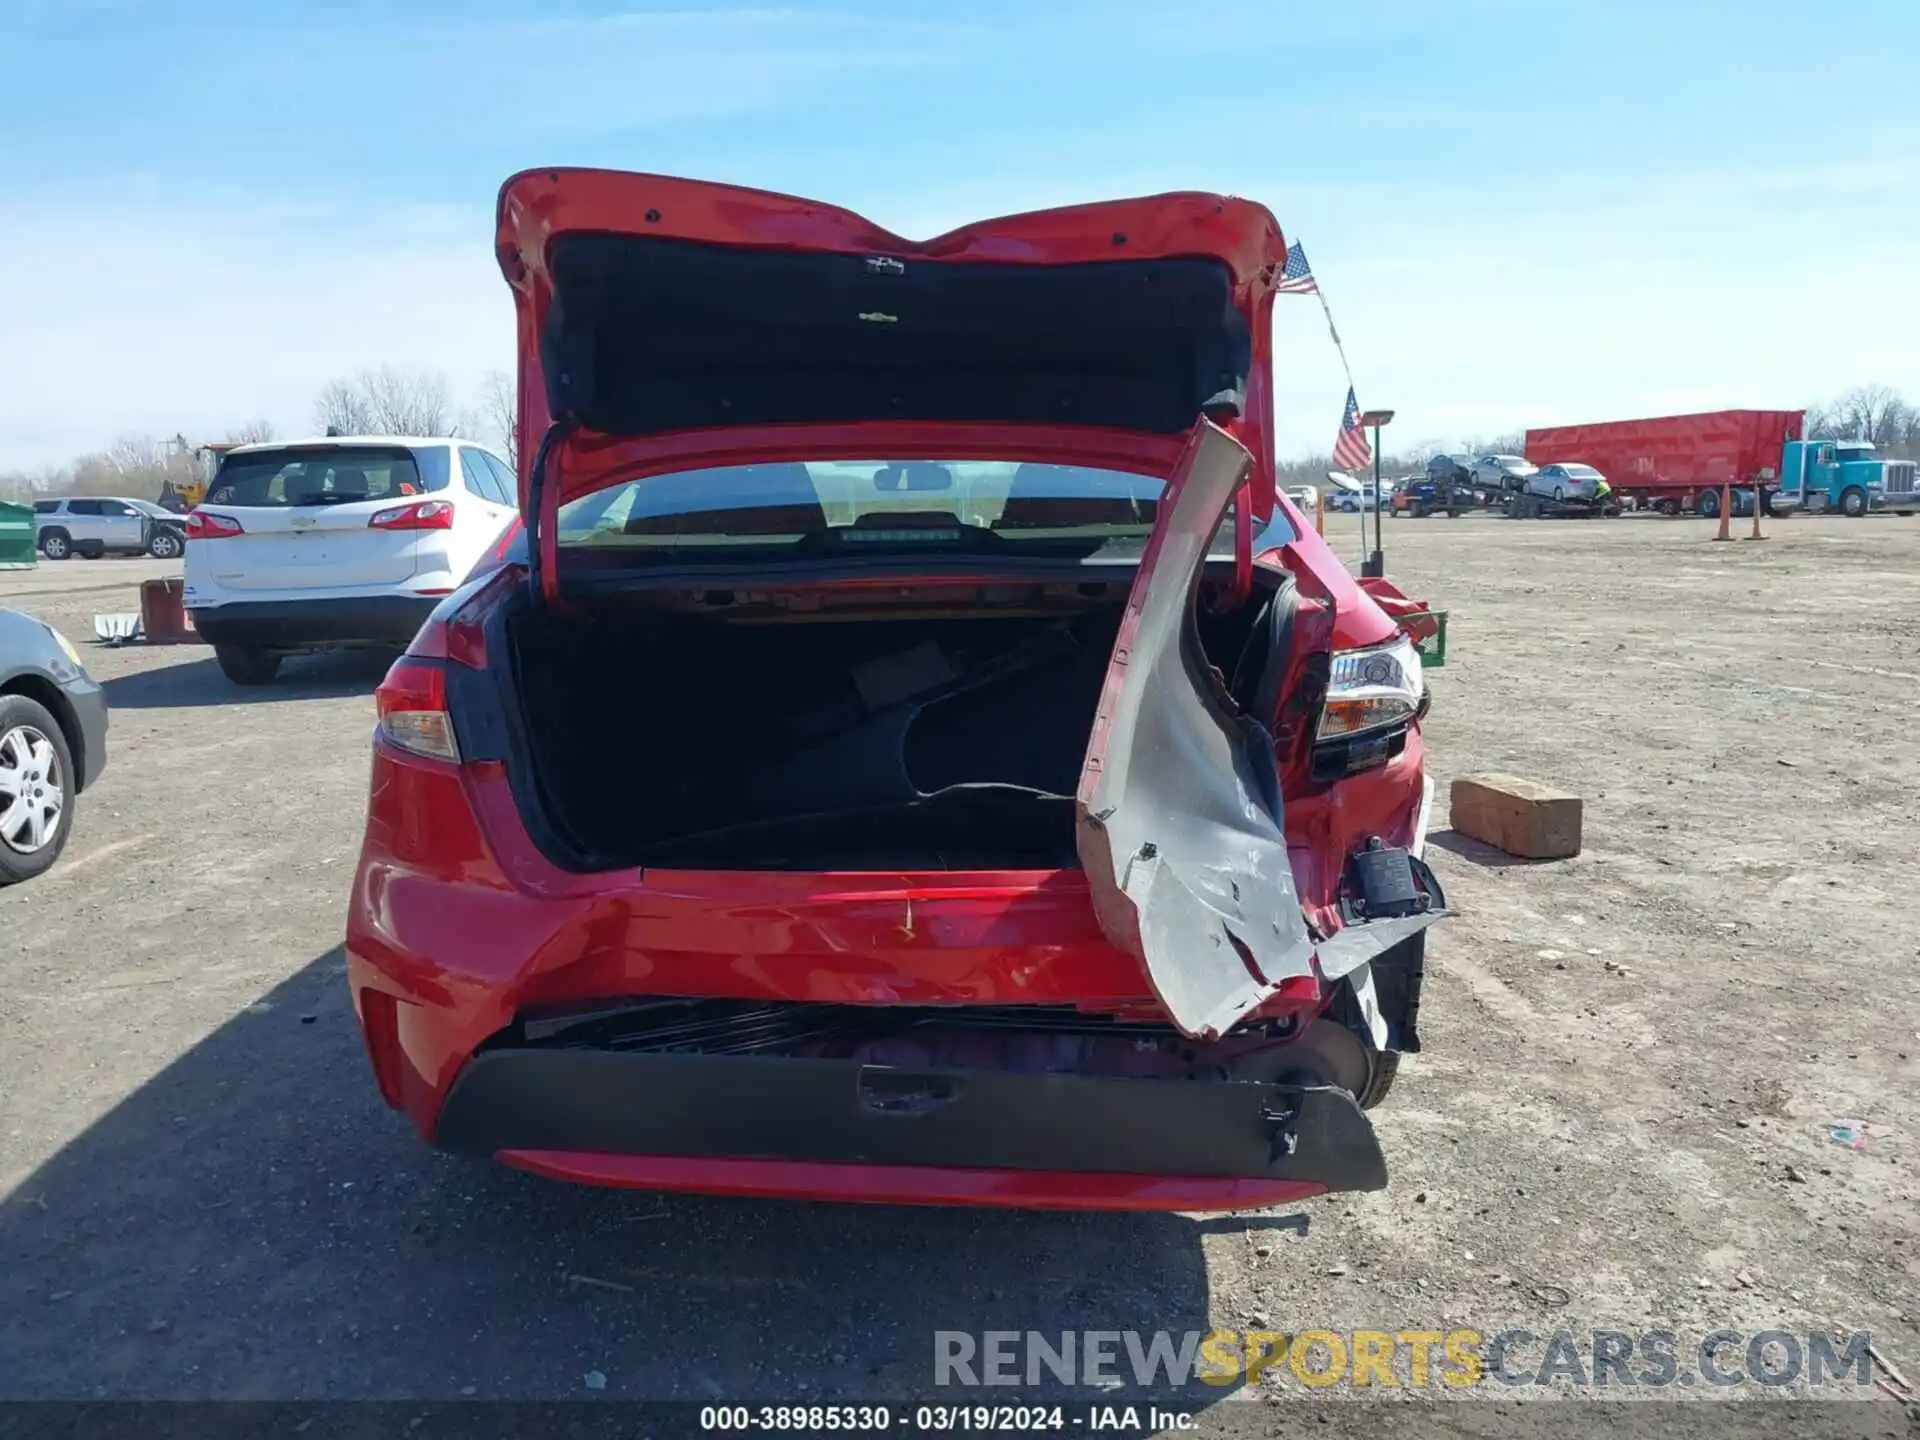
[227,418,277,445]
[1834,384,1906,447]
[471,370,518,469]
[1804,402,1842,440]
[314,377,376,437]
[312,365,455,437]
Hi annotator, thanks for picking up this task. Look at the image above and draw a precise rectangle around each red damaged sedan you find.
[344,168,1449,1212]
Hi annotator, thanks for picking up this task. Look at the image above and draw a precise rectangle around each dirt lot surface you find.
[1,519,1915,1428]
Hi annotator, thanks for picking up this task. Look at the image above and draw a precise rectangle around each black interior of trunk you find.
[499,571,1282,873]
[505,601,1127,870]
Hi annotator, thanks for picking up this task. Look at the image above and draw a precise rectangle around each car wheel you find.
[1839,487,1867,518]
[1356,1049,1399,1109]
[0,697,76,886]
[38,529,71,560]
[214,645,282,685]
[148,529,184,559]
[1553,486,1565,501]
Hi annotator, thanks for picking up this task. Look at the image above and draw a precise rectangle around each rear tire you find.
[1356,1050,1399,1110]
[38,529,70,560]
[214,645,281,685]
[1697,489,1720,519]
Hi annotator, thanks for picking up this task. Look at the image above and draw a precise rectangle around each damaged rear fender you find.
[1075,422,1318,1041]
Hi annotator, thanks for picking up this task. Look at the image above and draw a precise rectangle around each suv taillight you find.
[369,500,454,531]
[184,510,243,539]
[375,660,459,762]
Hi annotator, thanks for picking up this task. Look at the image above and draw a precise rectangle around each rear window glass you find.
[207,445,448,508]
[556,459,1291,566]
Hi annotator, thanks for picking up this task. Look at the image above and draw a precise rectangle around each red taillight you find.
[184,510,243,539]
[369,499,455,531]
[375,659,459,762]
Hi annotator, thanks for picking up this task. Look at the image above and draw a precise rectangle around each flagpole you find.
[1316,290,1355,389]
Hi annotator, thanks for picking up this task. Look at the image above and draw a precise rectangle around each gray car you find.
[1469,454,1539,491]
[0,608,109,885]
[1527,462,1606,501]
[32,496,187,560]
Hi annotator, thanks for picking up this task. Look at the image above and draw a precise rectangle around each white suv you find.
[184,437,518,684]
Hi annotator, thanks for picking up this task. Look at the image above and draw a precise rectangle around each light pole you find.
[1357,409,1394,577]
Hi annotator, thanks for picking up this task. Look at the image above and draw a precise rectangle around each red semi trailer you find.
[1524,410,1805,518]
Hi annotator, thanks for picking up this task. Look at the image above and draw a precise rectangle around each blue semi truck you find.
[1773,438,1918,517]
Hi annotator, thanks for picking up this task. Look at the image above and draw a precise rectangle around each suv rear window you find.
[207,445,449,508]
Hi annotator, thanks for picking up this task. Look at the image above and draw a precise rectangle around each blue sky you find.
[3,0,1917,468]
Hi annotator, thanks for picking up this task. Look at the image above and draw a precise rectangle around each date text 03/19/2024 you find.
[698,1404,1193,1433]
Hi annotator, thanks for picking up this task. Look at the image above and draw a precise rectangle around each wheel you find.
[1410,504,1429,519]
[0,696,76,886]
[1839,487,1867,518]
[1697,489,1720,519]
[214,645,282,685]
[147,529,183,560]
[1356,1050,1399,1109]
[1553,486,1565,501]
[1447,508,1463,518]
[37,529,70,560]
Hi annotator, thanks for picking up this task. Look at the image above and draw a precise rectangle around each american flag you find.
[1332,387,1373,472]
[1275,240,1318,294]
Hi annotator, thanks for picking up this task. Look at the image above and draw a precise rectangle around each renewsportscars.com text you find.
[934,1328,1877,1390]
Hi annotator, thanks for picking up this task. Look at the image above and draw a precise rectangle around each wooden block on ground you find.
[1449,774,1583,859]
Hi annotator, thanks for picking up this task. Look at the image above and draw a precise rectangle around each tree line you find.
[5,376,1912,507]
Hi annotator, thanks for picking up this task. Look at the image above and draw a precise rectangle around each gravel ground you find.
[0,518,1915,1429]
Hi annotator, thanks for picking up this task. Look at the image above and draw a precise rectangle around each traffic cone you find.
[1747,489,1766,541]
[1714,484,1733,541]
[1315,489,1325,537]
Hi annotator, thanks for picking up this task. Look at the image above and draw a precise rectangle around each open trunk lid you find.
[494,170,1285,552]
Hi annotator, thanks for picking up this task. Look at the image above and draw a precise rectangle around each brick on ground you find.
[1448,774,1583,860]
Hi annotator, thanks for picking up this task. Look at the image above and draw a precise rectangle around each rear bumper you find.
[188,596,437,651]
[433,1047,1387,1210]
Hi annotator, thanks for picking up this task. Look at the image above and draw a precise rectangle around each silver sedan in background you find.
[1470,454,1538,491]
[1527,462,1606,501]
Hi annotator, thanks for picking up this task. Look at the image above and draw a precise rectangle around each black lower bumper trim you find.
[189,596,437,650]
[433,1049,1388,1191]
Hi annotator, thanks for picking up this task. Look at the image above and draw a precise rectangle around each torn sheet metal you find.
[1312,910,1448,981]
[1076,422,1317,1041]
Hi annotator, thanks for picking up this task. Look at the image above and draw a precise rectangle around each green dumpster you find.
[0,500,36,569]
